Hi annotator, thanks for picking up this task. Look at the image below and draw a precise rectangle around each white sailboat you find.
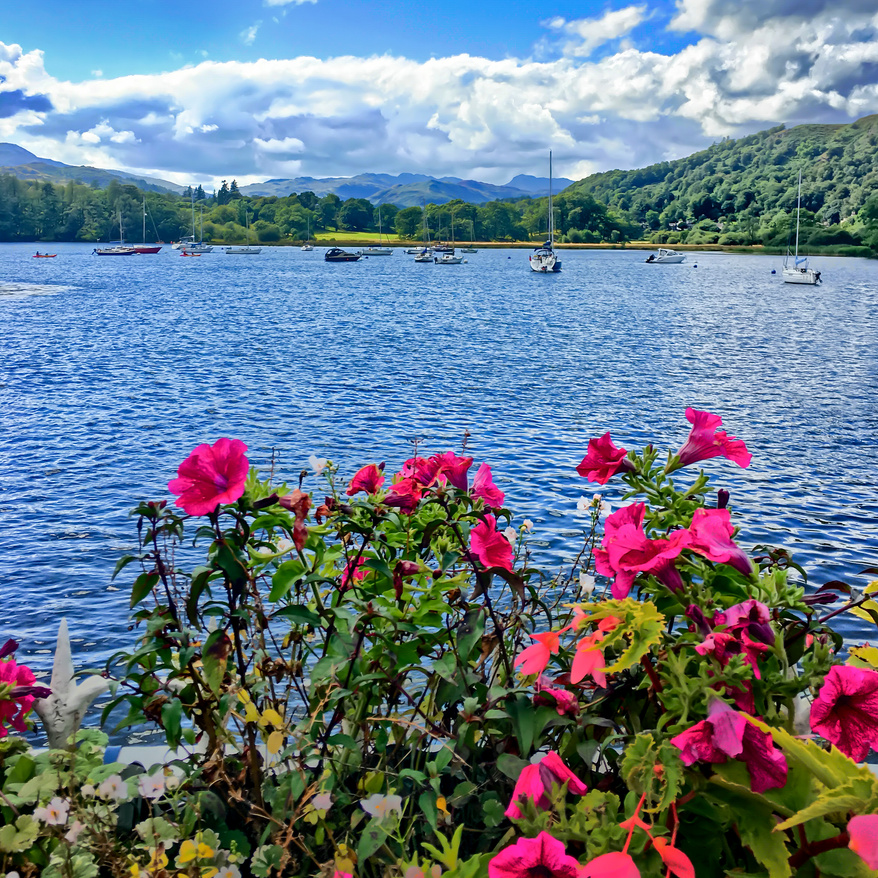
[434,209,463,263]
[359,205,393,255]
[414,204,433,262]
[529,150,561,272]
[783,170,821,285]
[461,219,477,253]
[179,197,213,253]
[301,216,314,251]
[225,211,261,254]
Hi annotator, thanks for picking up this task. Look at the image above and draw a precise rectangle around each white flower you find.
[65,820,85,843]
[312,791,333,811]
[503,526,517,546]
[361,793,403,818]
[522,519,534,532]
[6,871,21,878]
[216,867,242,878]
[308,454,328,475]
[579,572,596,597]
[80,784,95,798]
[97,774,128,801]
[576,496,591,514]
[36,797,69,825]
[138,773,166,800]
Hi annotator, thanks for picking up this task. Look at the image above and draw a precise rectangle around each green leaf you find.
[456,607,486,661]
[273,605,320,626]
[130,571,160,608]
[201,629,232,694]
[356,815,390,863]
[496,753,529,780]
[269,559,306,602]
[250,844,284,878]
[419,790,439,831]
[0,814,39,853]
[161,698,183,748]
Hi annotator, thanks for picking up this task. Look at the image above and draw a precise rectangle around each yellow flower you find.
[178,837,215,864]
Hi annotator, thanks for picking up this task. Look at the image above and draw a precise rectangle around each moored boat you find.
[645,248,685,264]
[782,170,821,285]
[529,151,561,273]
[324,247,361,262]
[33,252,57,258]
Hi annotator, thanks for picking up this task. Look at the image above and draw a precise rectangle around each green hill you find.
[564,114,878,250]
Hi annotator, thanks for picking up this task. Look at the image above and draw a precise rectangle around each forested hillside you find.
[566,114,878,250]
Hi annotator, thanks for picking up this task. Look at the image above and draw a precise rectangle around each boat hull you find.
[132,246,162,254]
[225,247,262,254]
[782,268,821,284]
[530,249,561,272]
[358,248,393,256]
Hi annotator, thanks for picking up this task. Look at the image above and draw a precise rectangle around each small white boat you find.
[414,248,433,263]
[434,252,464,264]
[529,151,561,273]
[225,212,261,254]
[461,219,477,252]
[181,242,214,254]
[783,170,821,285]
[302,217,314,251]
[645,248,685,264]
[172,236,195,251]
[179,199,213,252]
[94,246,137,256]
[358,206,393,255]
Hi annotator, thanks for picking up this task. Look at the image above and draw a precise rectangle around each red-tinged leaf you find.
[653,839,696,878]
[816,580,852,595]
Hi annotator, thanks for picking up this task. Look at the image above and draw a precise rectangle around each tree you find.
[394,206,422,239]
[338,198,373,231]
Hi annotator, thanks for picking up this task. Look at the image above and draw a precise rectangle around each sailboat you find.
[225,212,261,254]
[783,170,820,284]
[178,196,213,253]
[434,209,464,263]
[461,219,477,253]
[94,210,137,255]
[131,197,162,254]
[358,206,393,255]
[529,150,561,272]
[414,204,433,262]
[301,216,314,251]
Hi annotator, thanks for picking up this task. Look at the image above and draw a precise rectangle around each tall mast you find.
[549,150,554,246]
[142,197,146,244]
[794,169,802,261]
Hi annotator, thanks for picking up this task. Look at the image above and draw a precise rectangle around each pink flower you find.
[470,515,514,571]
[489,832,582,878]
[849,814,878,869]
[686,508,753,576]
[695,630,770,680]
[534,678,579,717]
[514,632,560,677]
[472,463,505,506]
[581,851,640,878]
[570,632,607,688]
[384,477,423,513]
[347,464,385,496]
[399,455,443,487]
[672,408,752,471]
[717,599,775,645]
[168,438,249,515]
[505,752,587,819]
[653,839,695,878]
[432,451,474,491]
[576,432,634,485]
[0,654,41,737]
[810,665,878,762]
[670,700,787,793]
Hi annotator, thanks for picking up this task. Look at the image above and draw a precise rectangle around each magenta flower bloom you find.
[849,814,878,869]
[514,632,560,677]
[168,438,249,516]
[671,699,787,793]
[346,463,385,496]
[581,851,640,878]
[810,665,878,762]
[0,655,41,737]
[432,451,474,491]
[470,515,514,571]
[489,832,582,878]
[686,508,753,577]
[398,455,443,487]
[672,408,752,471]
[695,630,770,679]
[534,678,579,717]
[384,477,423,513]
[504,752,588,818]
[576,432,634,485]
[472,463,505,507]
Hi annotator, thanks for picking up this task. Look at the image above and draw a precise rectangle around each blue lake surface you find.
[2,242,877,688]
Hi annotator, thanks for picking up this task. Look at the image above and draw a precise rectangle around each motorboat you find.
[783,170,821,284]
[173,236,195,250]
[324,247,361,262]
[434,252,464,264]
[529,151,561,273]
[414,248,433,263]
[645,248,685,264]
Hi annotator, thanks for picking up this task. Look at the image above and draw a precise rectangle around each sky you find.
[1,0,877,190]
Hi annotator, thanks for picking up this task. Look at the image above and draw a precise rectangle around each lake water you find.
[2,242,877,688]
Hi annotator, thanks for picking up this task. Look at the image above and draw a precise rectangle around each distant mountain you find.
[504,173,575,194]
[239,173,551,206]
[0,143,184,194]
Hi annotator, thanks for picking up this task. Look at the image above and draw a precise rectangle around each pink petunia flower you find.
[472,463,505,507]
[534,679,580,717]
[489,832,582,878]
[581,851,640,878]
[848,814,878,869]
[576,432,634,485]
[570,632,608,688]
[515,632,561,677]
[810,665,878,762]
[670,699,787,793]
[686,508,753,577]
[168,438,249,516]
[470,515,514,571]
[671,408,752,472]
[398,455,443,487]
[432,451,474,491]
[0,654,42,737]
[346,464,385,496]
[384,477,423,513]
[503,752,589,819]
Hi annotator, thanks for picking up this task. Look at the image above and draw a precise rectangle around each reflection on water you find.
[1,243,877,694]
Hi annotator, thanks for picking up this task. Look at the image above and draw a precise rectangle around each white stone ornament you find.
[32,618,110,749]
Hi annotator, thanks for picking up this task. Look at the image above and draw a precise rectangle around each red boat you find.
[181,251,201,257]
[132,245,162,254]
[34,252,56,258]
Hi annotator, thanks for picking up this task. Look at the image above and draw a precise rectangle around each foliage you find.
[3,412,878,877]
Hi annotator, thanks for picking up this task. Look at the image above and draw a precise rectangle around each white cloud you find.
[264,0,317,6]
[0,3,876,191]
[546,5,649,57]
[241,22,261,46]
